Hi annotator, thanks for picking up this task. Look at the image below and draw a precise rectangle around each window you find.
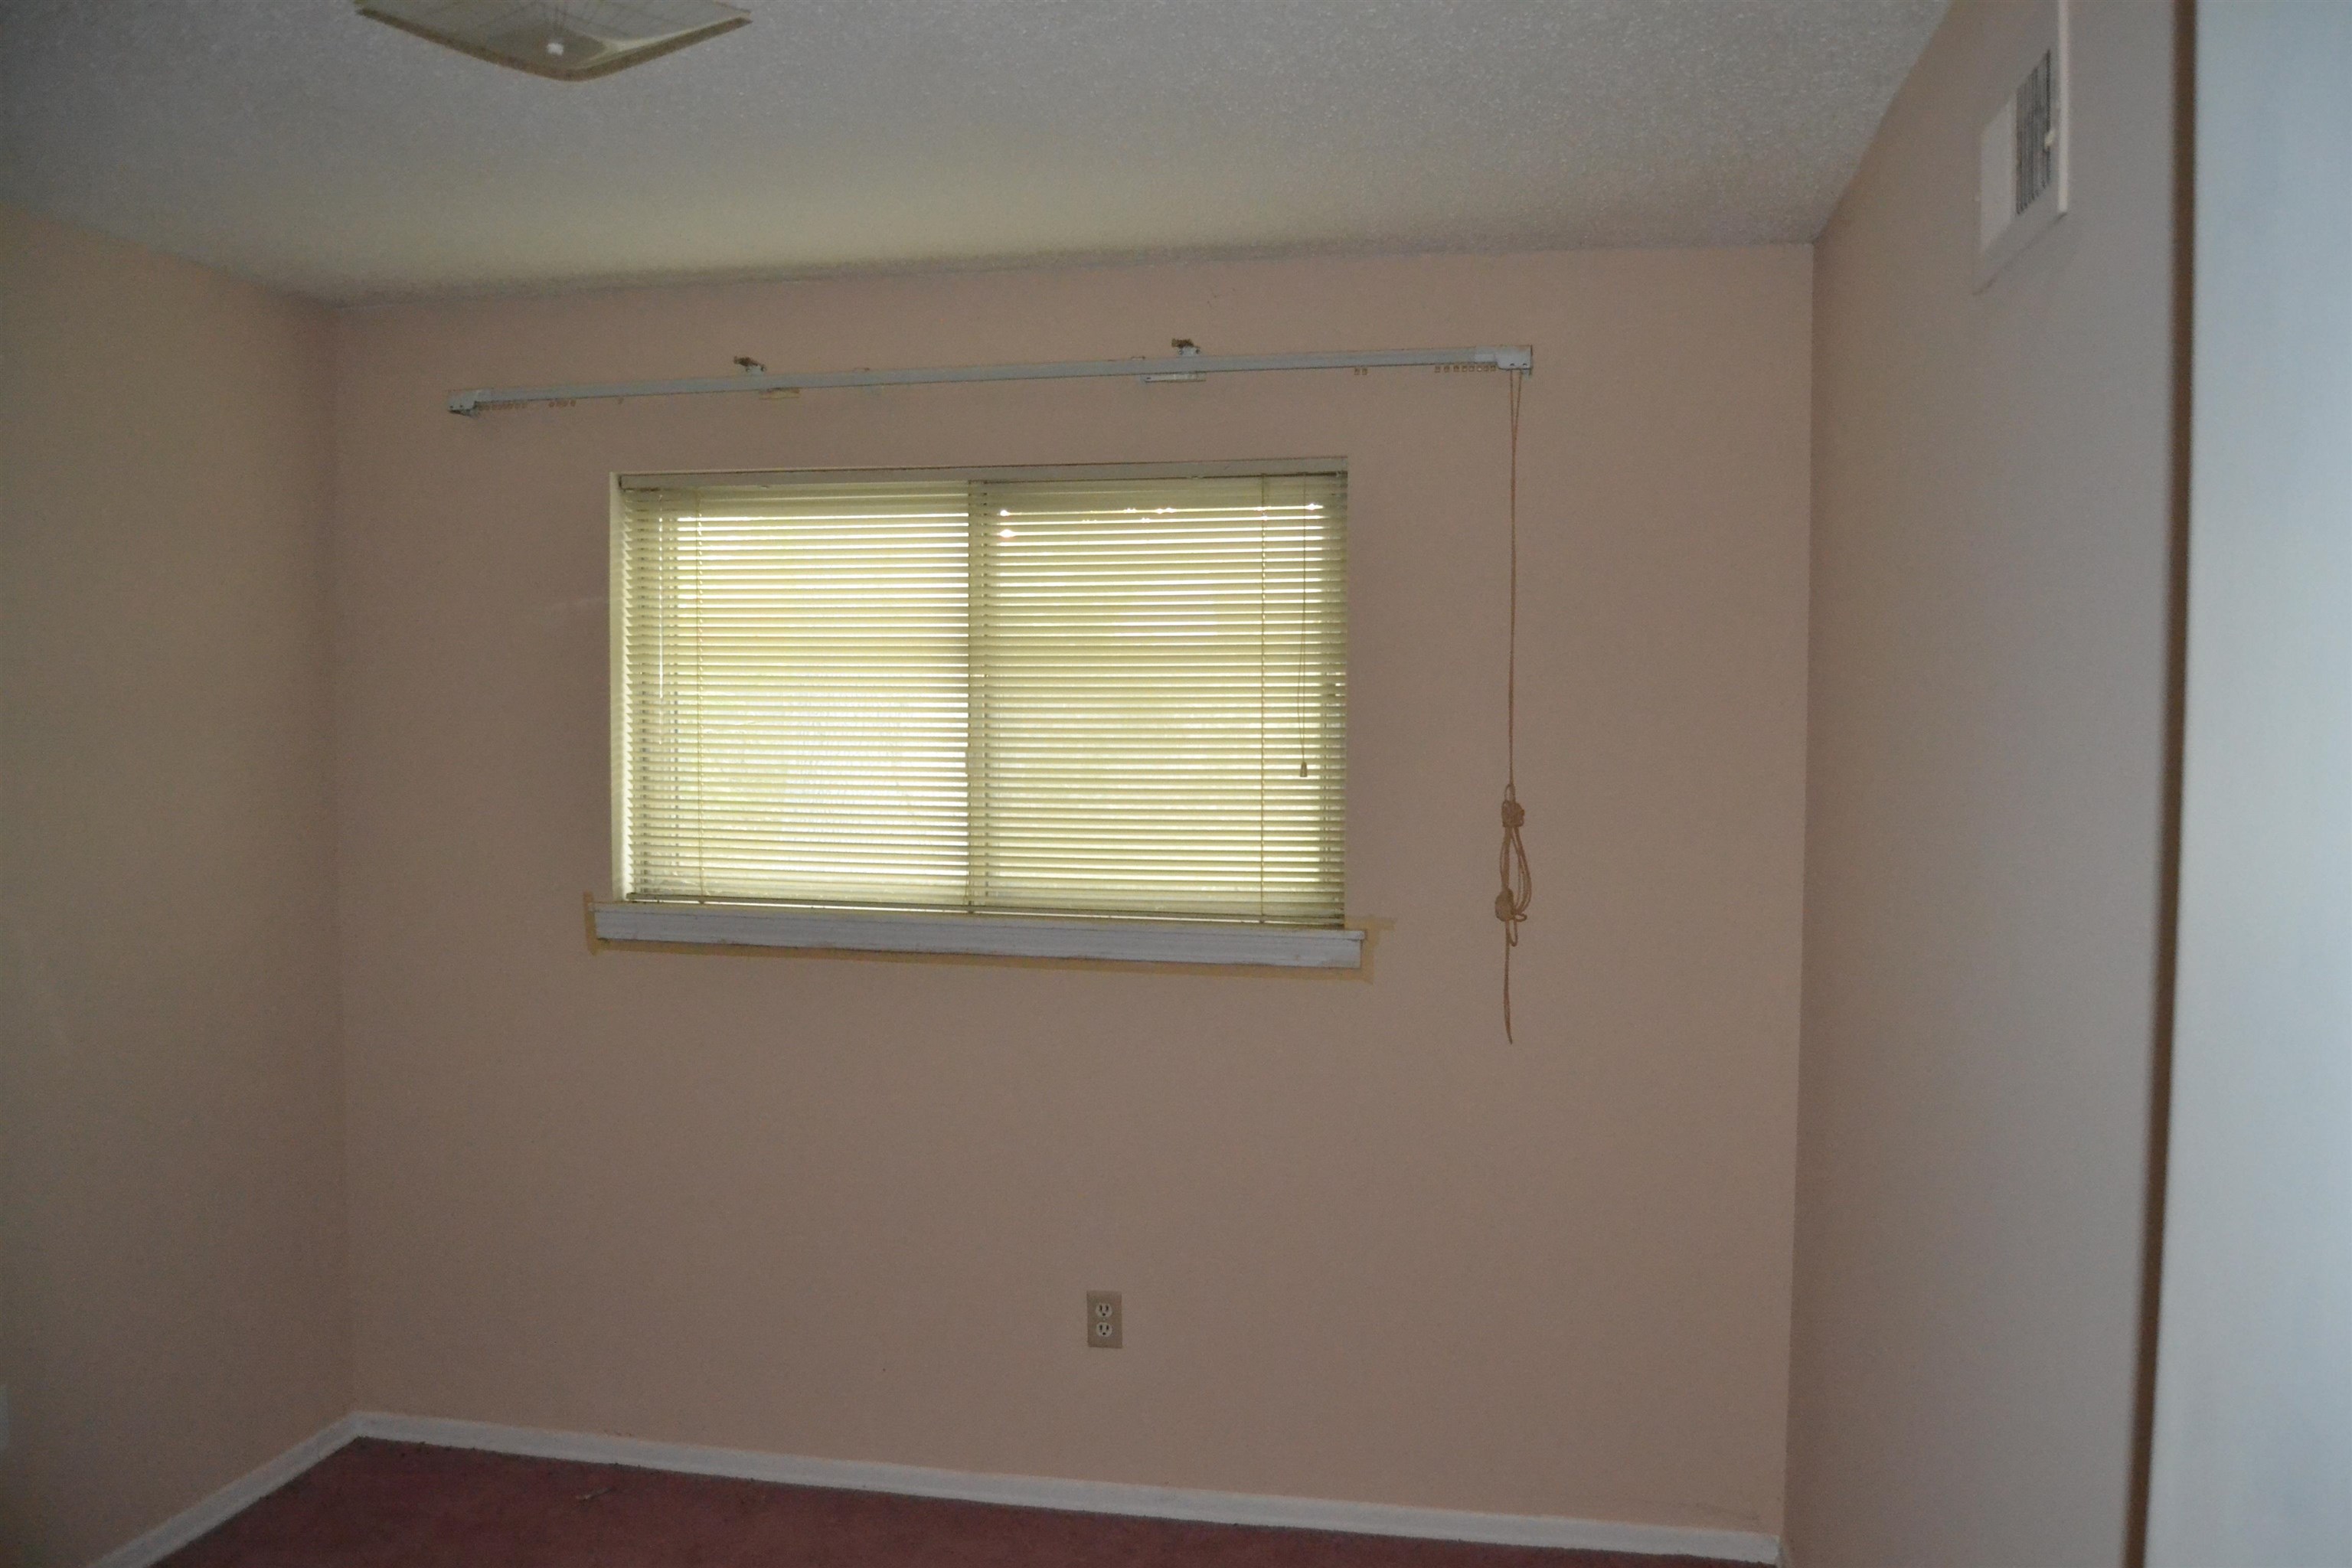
[597,462,1358,967]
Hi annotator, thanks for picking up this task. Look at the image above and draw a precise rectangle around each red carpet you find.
[158,1439,1749,1567]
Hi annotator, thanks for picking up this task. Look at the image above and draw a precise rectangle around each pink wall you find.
[332,247,1813,1535]
[1788,2,2180,1562]
[0,210,350,1563]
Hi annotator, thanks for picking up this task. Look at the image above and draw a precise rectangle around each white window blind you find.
[615,466,1347,927]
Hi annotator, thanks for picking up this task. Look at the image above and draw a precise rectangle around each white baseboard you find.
[82,1407,1780,1566]
[88,1415,358,1568]
[352,1410,1781,1563]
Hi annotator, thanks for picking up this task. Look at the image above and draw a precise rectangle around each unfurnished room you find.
[2,2,2348,1566]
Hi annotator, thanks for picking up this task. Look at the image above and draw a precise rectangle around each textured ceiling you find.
[0,0,1945,304]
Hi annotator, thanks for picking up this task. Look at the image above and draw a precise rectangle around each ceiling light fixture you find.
[355,0,749,82]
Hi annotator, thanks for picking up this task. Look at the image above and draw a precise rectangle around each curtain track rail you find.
[447,345,1533,415]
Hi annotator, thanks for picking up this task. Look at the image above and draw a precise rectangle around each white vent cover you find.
[355,0,748,81]
[1976,0,2069,288]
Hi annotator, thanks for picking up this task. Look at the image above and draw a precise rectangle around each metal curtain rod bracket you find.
[446,345,1534,415]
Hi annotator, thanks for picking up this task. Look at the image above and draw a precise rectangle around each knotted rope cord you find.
[1496,369,1533,1040]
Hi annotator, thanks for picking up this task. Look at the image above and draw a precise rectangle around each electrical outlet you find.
[1086,1291,1122,1348]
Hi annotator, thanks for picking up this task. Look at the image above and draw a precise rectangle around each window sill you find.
[590,902,1365,970]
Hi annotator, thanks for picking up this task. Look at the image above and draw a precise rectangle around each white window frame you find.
[593,459,1364,970]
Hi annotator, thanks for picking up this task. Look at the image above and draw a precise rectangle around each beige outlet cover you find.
[1086,1291,1122,1348]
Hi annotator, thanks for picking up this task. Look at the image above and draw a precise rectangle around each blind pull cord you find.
[1495,369,1534,1041]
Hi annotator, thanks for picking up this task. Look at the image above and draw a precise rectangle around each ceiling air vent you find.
[1975,0,2069,289]
[356,1,749,81]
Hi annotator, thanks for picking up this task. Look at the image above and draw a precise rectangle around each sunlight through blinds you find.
[616,469,1346,925]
